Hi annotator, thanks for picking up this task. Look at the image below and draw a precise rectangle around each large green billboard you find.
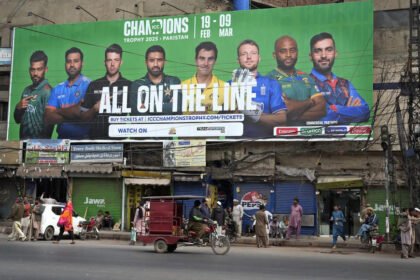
[8,0,373,141]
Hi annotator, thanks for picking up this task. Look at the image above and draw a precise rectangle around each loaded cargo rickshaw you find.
[137,195,230,255]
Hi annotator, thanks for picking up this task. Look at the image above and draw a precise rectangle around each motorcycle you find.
[360,226,379,253]
[78,217,100,240]
[181,218,231,255]
[225,220,238,243]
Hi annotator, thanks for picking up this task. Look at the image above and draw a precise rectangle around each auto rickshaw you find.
[137,195,230,255]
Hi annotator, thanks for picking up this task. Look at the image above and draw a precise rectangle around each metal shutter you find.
[235,183,273,235]
[173,182,205,218]
[275,181,317,235]
[72,178,122,223]
[366,186,410,235]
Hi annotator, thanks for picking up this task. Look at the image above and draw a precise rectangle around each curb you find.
[0,225,397,252]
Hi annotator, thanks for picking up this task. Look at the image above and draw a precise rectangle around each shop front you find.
[123,170,172,230]
[0,141,21,219]
[16,165,68,203]
[316,176,363,237]
[72,177,123,230]
[366,186,410,235]
[275,181,317,235]
[209,180,234,209]
[0,177,19,220]
[234,182,274,236]
[173,180,206,219]
[232,180,317,236]
[173,176,234,219]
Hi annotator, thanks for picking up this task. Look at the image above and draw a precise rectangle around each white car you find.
[40,203,86,241]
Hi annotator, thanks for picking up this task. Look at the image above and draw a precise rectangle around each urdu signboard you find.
[8,1,373,141]
[70,144,124,163]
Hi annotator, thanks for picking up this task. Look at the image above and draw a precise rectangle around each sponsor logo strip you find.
[274,126,370,137]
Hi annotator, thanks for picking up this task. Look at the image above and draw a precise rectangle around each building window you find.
[0,102,8,121]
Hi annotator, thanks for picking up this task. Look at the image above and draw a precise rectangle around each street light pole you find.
[75,5,98,21]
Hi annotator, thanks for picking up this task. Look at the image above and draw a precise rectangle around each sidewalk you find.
[0,220,377,250]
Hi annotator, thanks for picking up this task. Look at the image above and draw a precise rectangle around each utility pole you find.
[380,125,393,242]
[398,0,420,207]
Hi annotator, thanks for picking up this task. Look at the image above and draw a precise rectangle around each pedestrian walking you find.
[286,197,303,240]
[133,202,145,236]
[30,198,43,241]
[53,200,75,244]
[408,208,420,256]
[413,208,420,253]
[212,201,225,235]
[255,204,269,248]
[398,208,415,259]
[232,199,243,238]
[8,198,26,241]
[330,205,346,249]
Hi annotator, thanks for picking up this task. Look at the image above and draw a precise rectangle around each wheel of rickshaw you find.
[211,235,230,255]
[167,244,177,253]
[154,239,168,253]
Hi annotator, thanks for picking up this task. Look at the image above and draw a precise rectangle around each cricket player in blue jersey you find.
[231,39,287,138]
[309,32,370,124]
[44,47,91,139]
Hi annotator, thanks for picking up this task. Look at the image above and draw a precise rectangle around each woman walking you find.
[53,200,75,244]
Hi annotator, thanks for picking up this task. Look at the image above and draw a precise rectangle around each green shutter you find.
[366,187,410,235]
[72,178,122,224]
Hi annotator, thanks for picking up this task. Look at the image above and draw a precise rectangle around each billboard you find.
[8,1,373,141]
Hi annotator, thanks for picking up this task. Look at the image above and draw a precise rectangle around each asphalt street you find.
[0,234,418,280]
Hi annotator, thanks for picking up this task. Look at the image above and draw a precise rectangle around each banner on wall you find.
[8,1,373,141]
[25,139,70,164]
[163,139,206,167]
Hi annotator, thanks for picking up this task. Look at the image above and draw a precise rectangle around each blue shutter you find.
[173,182,205,218]
[235,183,274,235]
[275,181,317,235]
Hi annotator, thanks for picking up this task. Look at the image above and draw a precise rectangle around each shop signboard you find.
[25,139,70,164]
[70,143,123,163]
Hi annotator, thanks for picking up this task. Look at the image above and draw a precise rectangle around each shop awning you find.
[64,164,113,174]
[16,165,65,178]
[316,176,364,190]
[124,178,171,186]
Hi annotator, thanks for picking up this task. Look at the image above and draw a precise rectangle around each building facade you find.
[0,0,412,236]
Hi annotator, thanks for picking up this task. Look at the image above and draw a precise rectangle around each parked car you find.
[40,203,86,241]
